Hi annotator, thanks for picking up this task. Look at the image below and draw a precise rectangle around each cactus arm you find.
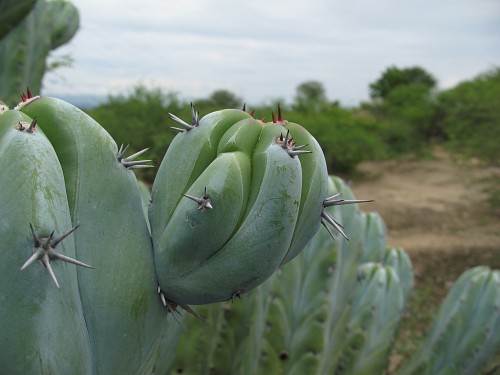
[0,0,79,106]
[20,97,168,374]
[383,247,414,304]
[157,124,302,304]
[0,110,92,374]
[336,263,405,374]
[396,266,500,375]
[0,0,36,39]
[360,211,388,263]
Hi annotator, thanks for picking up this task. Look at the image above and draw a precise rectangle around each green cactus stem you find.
[19,95,170,374]
[0,108,92,374]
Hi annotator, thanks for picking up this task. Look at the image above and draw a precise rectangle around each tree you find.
[369,66,437,101]
[438,67,500,165]
[294,80,328,111]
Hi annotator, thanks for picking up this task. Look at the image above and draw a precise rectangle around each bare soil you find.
[349,147,500,266]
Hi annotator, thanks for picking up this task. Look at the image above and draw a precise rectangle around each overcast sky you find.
[43,0,500,106]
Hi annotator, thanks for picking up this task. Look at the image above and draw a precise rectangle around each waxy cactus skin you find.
[18,97,169,374]
[0,110,92,374]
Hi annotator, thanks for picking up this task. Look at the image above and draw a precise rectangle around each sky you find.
[43,0,500,107]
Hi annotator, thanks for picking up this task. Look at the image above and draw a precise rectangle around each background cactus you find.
[0,0,79,106]
[0,0,37,38]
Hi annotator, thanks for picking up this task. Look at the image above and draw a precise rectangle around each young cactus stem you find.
[169,103,199,133]
[182,187,213,210]
[117,144,153,170]
[21,224,93,288]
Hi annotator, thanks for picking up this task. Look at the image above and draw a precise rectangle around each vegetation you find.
[87,65,499,184]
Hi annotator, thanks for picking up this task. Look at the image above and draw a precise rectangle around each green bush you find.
[438,67,500,166]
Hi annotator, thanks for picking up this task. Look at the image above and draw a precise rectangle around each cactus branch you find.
[21,224,92,288]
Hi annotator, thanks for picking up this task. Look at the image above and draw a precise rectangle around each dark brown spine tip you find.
[272,112,277,124]
[277,103,283,122]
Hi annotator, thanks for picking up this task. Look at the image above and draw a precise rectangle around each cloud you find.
[44,0,500,106]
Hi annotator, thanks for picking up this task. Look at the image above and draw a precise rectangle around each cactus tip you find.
[14,88,40,110]
[276,130,311,158]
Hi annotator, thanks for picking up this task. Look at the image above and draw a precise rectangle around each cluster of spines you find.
[321,193,373,240]
[182,187,213,210]
[276,130,311,158]
[117,144,153,170]
[169,103,200,133]
[21,224,92,288]
[14,88,40,110]
[16,118,37,133]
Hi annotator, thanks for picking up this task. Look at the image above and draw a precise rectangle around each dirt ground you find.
[349,148,500,275]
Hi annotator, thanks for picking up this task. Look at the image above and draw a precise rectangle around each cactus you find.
[1,94,499,374]
[149,106,370,305]
[0,0,79,106]
[395,266,500,375]
[0,95,178,374]
[0,0,36,38]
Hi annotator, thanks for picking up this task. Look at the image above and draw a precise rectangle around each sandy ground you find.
[349,148,500,256]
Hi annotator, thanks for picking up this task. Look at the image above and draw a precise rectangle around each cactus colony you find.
[1,90,499,374]
[0,4,499,372]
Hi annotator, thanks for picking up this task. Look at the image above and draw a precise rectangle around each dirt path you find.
[349,148,500,256]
